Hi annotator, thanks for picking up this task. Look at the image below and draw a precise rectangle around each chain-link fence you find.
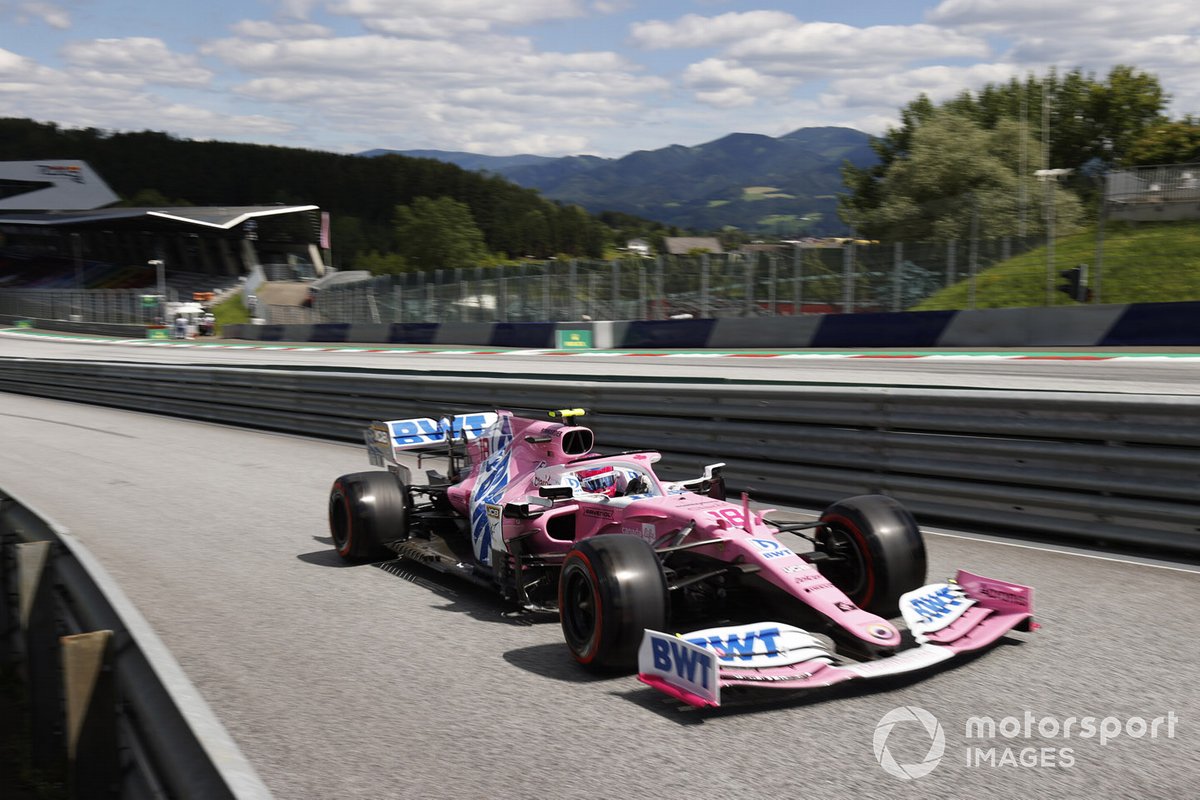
[2,228,1189,327]
[299,238,1046,324]
[0,288,176,324]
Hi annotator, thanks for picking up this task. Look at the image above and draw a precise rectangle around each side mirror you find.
[538,485,574,500]
[707,476,726,501]
[676,463,726,499]
[703,463,726,500]
[504,502,543,519]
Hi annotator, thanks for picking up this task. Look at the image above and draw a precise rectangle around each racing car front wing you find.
[637,570,1035,707]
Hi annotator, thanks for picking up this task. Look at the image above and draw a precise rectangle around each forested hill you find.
[0,117,614,262]
[370,127,877,236]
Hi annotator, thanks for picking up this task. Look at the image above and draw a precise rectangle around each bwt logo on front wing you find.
[686,627,782,662]
[648,638,714,689]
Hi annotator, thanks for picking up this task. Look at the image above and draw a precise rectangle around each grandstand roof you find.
[0,205,318,230]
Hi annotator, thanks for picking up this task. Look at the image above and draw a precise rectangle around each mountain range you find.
[362,126,877,236]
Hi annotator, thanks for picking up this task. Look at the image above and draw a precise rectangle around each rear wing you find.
[367,412,499,465]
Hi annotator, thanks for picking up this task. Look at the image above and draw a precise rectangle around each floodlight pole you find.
[149,259,165,323]
[1035,168,1072,306]
[71,232,83,318]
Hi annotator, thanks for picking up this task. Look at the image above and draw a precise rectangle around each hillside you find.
[914,221,1200,309]
[370,127,877,236]
[0,117,616,264]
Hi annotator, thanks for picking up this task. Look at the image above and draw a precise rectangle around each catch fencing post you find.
[657,256,667,319]
[744,256,755,317]
[768,255,778,316]
[892,242,903,312]
[611,259,619,319]
[568,260,578,320]
[969,207,980,309]
[842,243,855,313]
[701,254,710,318]
[794,246,803,314]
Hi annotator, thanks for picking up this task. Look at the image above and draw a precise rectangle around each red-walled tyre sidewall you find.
[817,494,926,617]
[328,471,408,562]
[559,534,668,672]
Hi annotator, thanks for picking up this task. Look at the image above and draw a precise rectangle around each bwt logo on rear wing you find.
[366,412,498,463]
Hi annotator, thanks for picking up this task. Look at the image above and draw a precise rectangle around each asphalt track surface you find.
[2,391,1197,800]
[3,328,1200,394]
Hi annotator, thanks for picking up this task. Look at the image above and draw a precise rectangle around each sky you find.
[1,1,1199,159]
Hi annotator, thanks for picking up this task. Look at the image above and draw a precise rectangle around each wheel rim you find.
[561,564,598,656]
[329,491,350,550]
[818,525,868,599]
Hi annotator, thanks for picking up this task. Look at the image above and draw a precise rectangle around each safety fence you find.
[303,240,1045,325]
[0,288,176,325]
[0,358,1195,557]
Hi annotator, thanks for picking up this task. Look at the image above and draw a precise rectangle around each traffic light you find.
[1057,264,1090,302]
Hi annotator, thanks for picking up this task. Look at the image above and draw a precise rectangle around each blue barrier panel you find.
[258,324,287,342]
[310,323,352,343]
[620,319,716,348]
[811,310,956,348]
[386,323,440,344]
[491,323,555,348]
[1100,301,1200,346]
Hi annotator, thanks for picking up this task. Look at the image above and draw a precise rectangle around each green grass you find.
[741,186,794,201]
[914,221,1200,309]
[212,295,250,334]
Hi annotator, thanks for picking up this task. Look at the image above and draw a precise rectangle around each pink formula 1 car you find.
[329,409,1035,707]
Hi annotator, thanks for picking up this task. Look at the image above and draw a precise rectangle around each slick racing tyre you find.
[559,535,668,672]
[328,471,409,562]
[815,494,926,617]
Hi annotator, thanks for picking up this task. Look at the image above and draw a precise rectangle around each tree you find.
[840,66,1167,238]
[356,250,408,275]
[394,196,489,270]
[841,108,1083,242]
[1124,117,1200,166]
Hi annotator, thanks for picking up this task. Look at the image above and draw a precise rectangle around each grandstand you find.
[0,160,326,297]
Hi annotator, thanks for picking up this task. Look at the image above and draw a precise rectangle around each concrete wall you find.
[221,301,1200,348]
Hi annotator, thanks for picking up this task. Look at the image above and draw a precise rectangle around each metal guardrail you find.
[0,357,1196,556]
[0,487,273,799]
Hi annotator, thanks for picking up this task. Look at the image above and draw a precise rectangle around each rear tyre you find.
[816,494,926,617]
[559,535,668,672]
[328,471,409,562]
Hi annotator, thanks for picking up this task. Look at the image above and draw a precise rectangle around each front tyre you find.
[816,494,926,617]
[328,471,409,562]
[559,535,668,672]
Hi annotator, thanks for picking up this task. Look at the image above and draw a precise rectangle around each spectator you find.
[174,313,189,340]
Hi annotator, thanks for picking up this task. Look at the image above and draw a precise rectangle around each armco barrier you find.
[0,314,146,338]
[0,488,273,799]
[0,357,1197,556]
[222,300,1200,348]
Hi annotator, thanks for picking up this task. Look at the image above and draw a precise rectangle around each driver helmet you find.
[577,466,619,497]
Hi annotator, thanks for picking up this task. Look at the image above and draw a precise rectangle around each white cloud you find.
[3,2,1200,158]
[726,23,989,73]
[229,20,334,39]
[631,11,798,49]
[827,63,1024,110]
[61,37,213,88]
[682,58,791,108]
[4,1,70,29]
[327,0,587,35]
[199,16,670,155]
[928,0,1200,37]
[0,47,291,140]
